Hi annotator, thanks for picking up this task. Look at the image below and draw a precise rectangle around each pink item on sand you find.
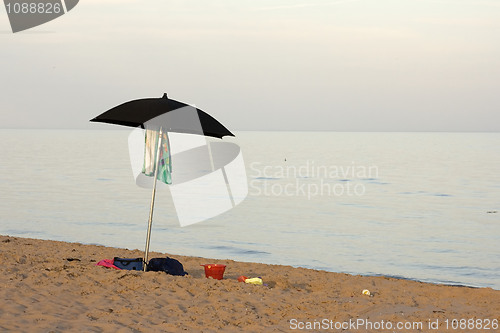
[96,259,121,270]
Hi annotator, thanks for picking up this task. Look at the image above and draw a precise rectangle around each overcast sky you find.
[1,0,499,131]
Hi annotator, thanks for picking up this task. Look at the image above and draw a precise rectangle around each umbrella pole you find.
[143,127,163,271]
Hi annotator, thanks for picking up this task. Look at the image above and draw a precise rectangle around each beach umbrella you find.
[90,93,234,271]
[91,93,233,138]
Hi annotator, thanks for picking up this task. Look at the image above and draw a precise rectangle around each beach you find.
[0,235,498,332]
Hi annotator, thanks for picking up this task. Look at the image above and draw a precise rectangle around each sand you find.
[0,235,498,332]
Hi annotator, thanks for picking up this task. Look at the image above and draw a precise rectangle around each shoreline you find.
[1,234,499,332]
[7,235,489,291]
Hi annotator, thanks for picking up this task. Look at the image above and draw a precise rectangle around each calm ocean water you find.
[1,130,499,289]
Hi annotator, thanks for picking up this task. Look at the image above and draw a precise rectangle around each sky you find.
[1,0,499,131]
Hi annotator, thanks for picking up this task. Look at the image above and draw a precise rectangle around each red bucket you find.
[201,264,226,280]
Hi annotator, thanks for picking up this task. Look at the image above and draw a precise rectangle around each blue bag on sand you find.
[147,257,188,276]
[113,257,143,271]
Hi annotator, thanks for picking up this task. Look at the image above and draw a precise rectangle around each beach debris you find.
[362,289,371,296]
[245,277,263,285]
[96,259,121,270]
[239,275,268,286]
[487,211,497,214]
[148,257,188,276]
[201,264,226,280]
[16,255,27,264]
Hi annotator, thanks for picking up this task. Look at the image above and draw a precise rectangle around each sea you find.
[0,129,499,289]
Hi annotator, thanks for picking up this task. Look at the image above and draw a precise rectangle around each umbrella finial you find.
[162,93,168,99]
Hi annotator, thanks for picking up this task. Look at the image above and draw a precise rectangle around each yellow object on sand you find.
[245,278,263,285]
[362,289,371,296]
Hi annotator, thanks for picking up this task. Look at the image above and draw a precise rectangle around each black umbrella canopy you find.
[90,93,234,139]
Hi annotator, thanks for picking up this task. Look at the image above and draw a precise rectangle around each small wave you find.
[74,221,140,228]
[3,229,44,236]
[207,245,270,256]
[398,191,451,197]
